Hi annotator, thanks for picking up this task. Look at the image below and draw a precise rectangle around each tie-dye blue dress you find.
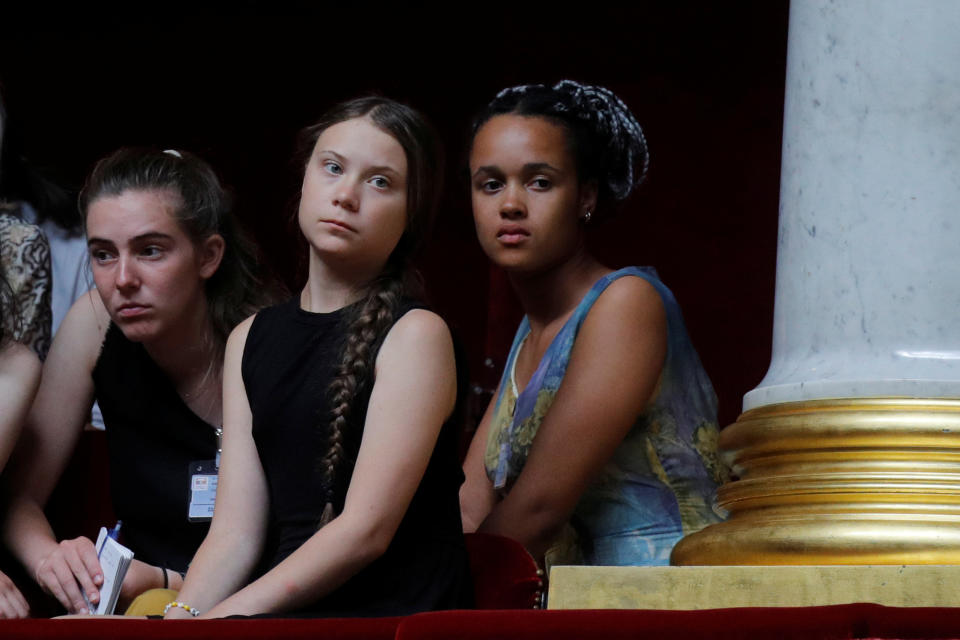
[484,267,725,566]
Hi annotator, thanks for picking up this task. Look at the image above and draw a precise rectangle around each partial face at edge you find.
[469,114,594,274]
[298,117,409,273]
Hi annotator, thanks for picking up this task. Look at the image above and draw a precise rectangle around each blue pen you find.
[97,520,122,562]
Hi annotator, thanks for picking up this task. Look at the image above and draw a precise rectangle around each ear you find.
[197,234,226,280]
[579,180,598,219]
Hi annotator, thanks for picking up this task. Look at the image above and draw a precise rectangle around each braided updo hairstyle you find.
[472,80,650,219]
[298,97,443,525]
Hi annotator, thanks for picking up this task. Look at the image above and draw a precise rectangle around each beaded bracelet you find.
[163,600,200,617]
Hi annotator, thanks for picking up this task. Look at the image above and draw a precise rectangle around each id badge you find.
[188,459,218,522]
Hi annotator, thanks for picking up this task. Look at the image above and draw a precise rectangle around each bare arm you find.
[0,341,41,619]
[192,309,457,618]
[1,291,109,613]
[166,316,271,618]
[0,342,41,475]
[476,277,667,559]
[459,381,500,532]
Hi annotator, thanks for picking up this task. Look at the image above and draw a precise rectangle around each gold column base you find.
[672,397,960,565]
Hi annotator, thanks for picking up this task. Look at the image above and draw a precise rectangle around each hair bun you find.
[551,80,649,201]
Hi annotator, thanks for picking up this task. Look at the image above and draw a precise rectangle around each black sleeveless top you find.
[91,323,216,572]
[241,297,472,617]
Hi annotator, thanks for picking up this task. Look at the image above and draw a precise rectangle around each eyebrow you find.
[472,165,500,178]
[368,165,402,177]
[87,232,175,247]
[472,162,560,178]
[317,149,346,163]
[317,149,402,177]
[522,162,560,173]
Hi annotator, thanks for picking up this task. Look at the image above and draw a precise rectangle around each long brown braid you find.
[299,98,443,526]
[317,273,406,524]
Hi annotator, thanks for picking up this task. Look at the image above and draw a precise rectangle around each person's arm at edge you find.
[459,380,500,532]
[1,290,109,613]
[0,342,42,618]
[0,342,41,481]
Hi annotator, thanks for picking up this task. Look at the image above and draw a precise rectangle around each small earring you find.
[582,211,592,224]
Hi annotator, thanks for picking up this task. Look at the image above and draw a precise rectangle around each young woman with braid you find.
[167,97,471,619]
[1,148,273,615]
[460,81,725,569]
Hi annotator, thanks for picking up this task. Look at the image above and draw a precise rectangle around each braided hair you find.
[472,80,650,218]
[298,98,443,526]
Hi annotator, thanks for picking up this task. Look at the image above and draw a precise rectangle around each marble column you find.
[673,0,960,564]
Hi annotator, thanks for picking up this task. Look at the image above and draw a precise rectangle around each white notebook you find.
[89,526,134,615]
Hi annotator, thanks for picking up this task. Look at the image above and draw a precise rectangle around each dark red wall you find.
[0,2,787,429]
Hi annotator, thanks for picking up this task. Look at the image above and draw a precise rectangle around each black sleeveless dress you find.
[241,297,472,617]
[92,323,216,573]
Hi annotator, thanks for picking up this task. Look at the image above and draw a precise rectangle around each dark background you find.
[0,1,788,430]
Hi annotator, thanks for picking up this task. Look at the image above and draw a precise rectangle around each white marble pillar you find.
[672,0,960,566]
[745,0,960,410]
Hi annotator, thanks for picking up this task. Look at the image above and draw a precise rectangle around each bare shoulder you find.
[62,289,111,337]
[375,309,456,404]
[54,290,112,369]
[594,274,664,314]
[226,313,258,353]
[380,308,453,355]
[585,274,666,331]
[567,273,669,390]
[0,341,41,378]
